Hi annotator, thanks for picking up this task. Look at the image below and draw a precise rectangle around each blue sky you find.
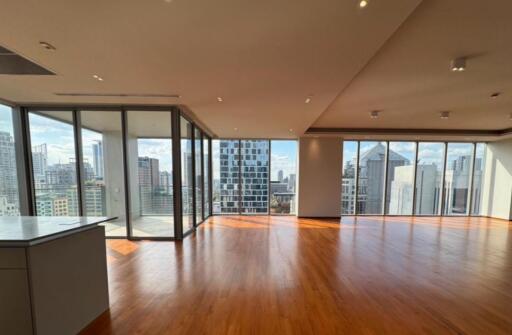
[29,113,76,165]
[138,139,173,173]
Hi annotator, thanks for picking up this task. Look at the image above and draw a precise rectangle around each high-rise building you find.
[240,140,269,213]
[159,171,173,193]
[218,140,239,213]
[32,144,48,182]
[0,131,19,213]
[278,170,284,182]
[92,141,104,179]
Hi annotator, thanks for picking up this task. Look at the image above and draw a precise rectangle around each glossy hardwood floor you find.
[81,216,512,335]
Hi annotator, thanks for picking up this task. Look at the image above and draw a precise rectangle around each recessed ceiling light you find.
[450,57,466,72]
[234,127,238,131]
[370,110,380,119]
[39,41,56,51]
[217,97,223,102]
[92,74,104,81]
[359,0,369,8]
[305,96,312,104]
[440,111,450,119]
[490,92,501,99]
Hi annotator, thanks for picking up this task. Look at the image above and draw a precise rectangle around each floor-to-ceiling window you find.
[0,104,20,216]
[357,141,387,214]
[127,111,174,237]
[443,143,474,215]
[29,111,79,216]
[212,139,297,215]
[270,140,297,214]
[341,141,358,215]
[80,111,127,237]
[386,142,416,215]
[341,140,485,217]
[194,127,203,224]
[181,117,194,232]
[415,142,445,215]
[203,136,210,219]
[470,143,486,215]
[241,140,269,214]
[212,139,240,214]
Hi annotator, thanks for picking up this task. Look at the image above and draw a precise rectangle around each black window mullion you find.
[73,110,85,216]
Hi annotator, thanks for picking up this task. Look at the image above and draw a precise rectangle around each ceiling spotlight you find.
[359,0,369,8]
[450,57,466,72]
[234,127,238,131]
[370,110,380,119]
[92,74,104,81]
[490,92,501,99]
[440,111,450,119]
[217,97,223,102]
[39,41,56,51]
[305,96,312,104]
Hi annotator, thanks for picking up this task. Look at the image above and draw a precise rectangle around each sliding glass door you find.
[126,111,174,238]
[80,111,127,237]
[29,111,79,216]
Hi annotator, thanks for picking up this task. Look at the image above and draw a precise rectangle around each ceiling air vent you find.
[0,45,55,75]
[54,93,180,98]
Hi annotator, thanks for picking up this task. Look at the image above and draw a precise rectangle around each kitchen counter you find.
[0,216,114,335]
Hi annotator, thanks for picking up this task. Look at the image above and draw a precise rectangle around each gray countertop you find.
[0,216,114,247]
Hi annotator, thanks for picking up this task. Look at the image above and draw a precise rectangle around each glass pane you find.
[194,128,203,224]
[270,140,297,214]
[470,143,486,216]
[181,117,194,232]
[241,140,269,214]
[415,142,445,215]
[203,137,210,219]
[212,140,240,214]
[341,141,358,215]
[443,143,474,215]
[386,142,416,215]
[357,141,387,214]
[81,111,127,237]
[0,104,20,216]
[127,111,174,237]
[29,111,79,216]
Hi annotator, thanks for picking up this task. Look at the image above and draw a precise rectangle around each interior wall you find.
[298,138,342,217]
[481,138,512,220]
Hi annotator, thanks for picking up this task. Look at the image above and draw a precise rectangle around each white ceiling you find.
[313,0,512,132]
[0,0,510,140]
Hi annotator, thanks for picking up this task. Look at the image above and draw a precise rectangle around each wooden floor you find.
[82,216,512,335]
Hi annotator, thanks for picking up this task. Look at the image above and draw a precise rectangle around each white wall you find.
[481,138,512,220]
[103,131,126,220]
[298,138,342,217]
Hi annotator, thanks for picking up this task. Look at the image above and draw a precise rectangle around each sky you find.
[138,139,173,173]
[0,104,14,134]
[29,112,76,165]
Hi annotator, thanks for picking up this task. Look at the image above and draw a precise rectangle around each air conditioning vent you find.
[0,45,54,75]
[54,93,180,98]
